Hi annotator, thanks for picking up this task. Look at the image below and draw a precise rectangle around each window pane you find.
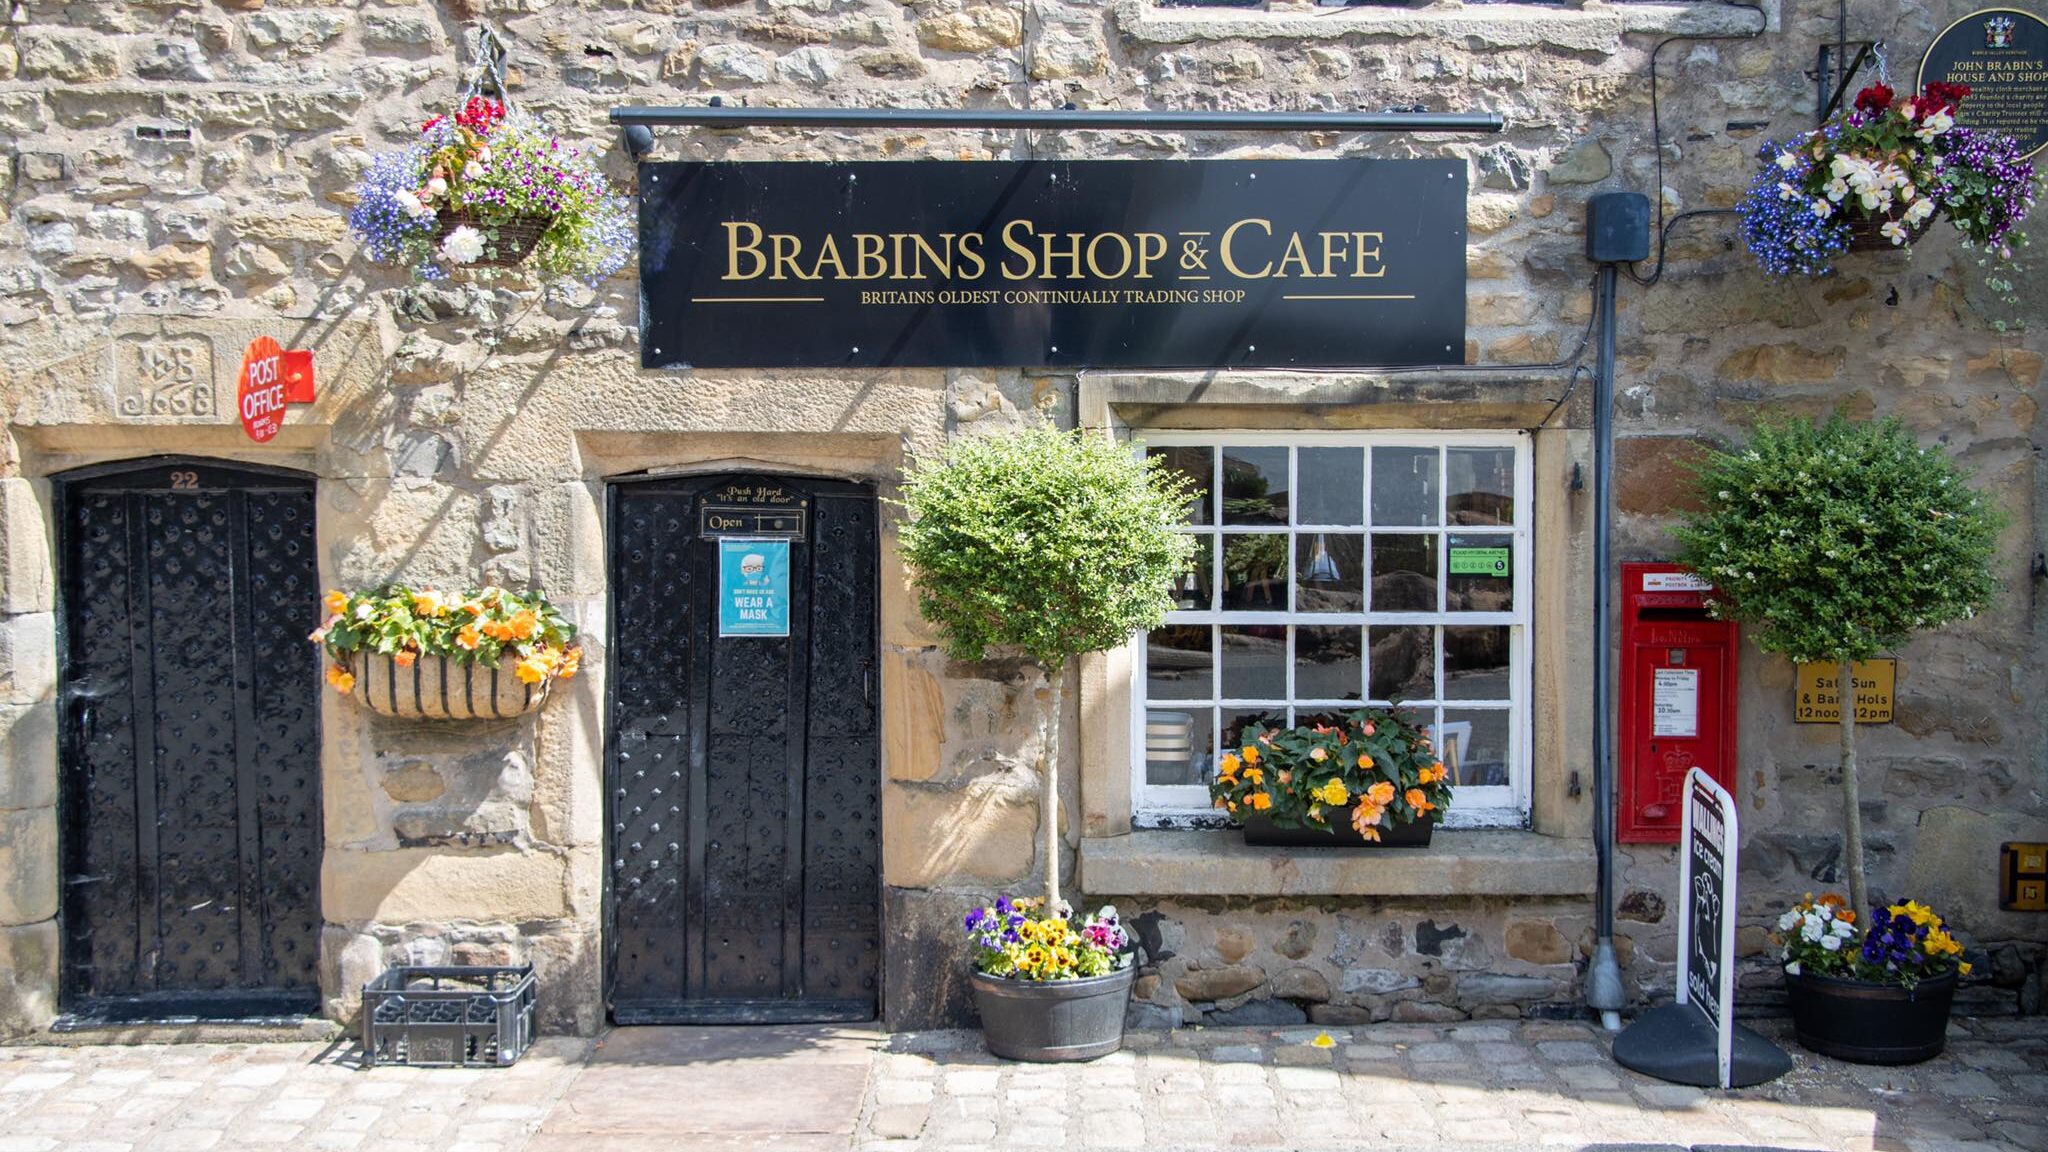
[1149,445,1215,526]
[1444,625,1511,700]
[1371,446,1438,526]
[1439,708,1511,788]
[1222,706,1287,754]
[1144,707,1207,786]
[1448,447,1515,526]
[1221,446,1288,525]
[1368,625,1434,703]
[1222,533,1288,610]
[1146,624,1213,701]
[1172,533,1215,611]
[1220,625,1286,701]
[1294,626,1362,703]
[1297,447,1363,525]
[1369,533,1437,611]
[1294,533,1362,613]
[1447,532,1514,612]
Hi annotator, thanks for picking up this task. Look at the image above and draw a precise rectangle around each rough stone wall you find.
[0,0,2041,1036]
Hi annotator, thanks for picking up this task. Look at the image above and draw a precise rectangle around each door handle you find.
[863,662,874,708]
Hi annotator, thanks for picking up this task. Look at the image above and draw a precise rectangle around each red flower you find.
[1852,83,1895,117]
[1921,81,1971,115]
[420,115,445,133]
[456,96,506,134]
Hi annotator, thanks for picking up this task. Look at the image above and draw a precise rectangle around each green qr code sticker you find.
[1449,547,1511,577]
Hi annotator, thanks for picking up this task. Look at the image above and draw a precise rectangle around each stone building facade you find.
[0,0,2042,1038]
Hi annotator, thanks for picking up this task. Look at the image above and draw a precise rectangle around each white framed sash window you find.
[1132,431,1533,828]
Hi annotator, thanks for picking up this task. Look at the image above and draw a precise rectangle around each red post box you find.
[1618,562,1739,843]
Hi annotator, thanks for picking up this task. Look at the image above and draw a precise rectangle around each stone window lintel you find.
[1113,1,1771,55]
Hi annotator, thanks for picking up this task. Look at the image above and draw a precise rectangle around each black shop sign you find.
[638,160,1467,370]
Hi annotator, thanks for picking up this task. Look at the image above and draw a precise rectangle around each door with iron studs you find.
[605,473,881,1024]
[55,458,323,1020]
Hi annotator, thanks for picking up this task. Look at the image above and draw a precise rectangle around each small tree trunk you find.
[1838,659,1869,915]
[1040,661,1065,911]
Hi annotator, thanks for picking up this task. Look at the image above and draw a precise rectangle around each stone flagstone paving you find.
[0,1016,2040,1151]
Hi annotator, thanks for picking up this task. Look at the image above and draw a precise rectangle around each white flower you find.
[395,189,425,216]
[1811,199,1834,219]
[1859,190,1883,212]
[475,146,492,166]
[1831,919,1855,937]
[1778,181,1803,202]
[1776,151,1800,171]
[462,161,485,181]
[441,225,486,265]
[1800,918,1825,943]
[1916,111,1954,142]
[354,603,375,621]
[1881,220,1909,246]
[1825,177,1850,202]
[1785,961,1802,976]
[1777,910,1798,932]
[1821,933,1843,952]
[1906,198,1936,225]
[426,176,449,197]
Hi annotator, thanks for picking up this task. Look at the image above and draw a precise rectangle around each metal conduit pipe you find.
[609,106,1507,135]
[1586,263,1626,1033]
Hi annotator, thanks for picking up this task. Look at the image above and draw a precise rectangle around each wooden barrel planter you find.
[349,652,550,720]
[432,211,553,268]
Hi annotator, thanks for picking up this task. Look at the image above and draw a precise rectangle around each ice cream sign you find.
[236,336,315,442]
[718,539,791,638]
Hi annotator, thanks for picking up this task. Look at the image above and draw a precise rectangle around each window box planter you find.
[1240,810,1437,848]
[1785,968,1956,1065]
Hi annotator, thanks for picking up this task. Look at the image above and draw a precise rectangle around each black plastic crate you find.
[361,965,536,1068]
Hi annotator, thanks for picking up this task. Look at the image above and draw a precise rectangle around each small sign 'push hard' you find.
[1613,768,1791,1089]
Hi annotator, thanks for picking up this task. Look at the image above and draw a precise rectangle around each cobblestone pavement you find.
[0,1016,2041,1152]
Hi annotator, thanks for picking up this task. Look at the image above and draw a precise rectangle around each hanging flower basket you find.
[1738,78,2036,278]
[346,30,632,284]
[430,210,553,270]
[312,585,581,721]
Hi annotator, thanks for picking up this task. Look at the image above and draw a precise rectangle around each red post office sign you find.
[237,337,315,442]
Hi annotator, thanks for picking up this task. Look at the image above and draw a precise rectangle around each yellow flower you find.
[1316,778,1349,807]
[1958,962,1973,976]
[1243,766,1264,786]
[1241,745,1260,765]
[1219,753,1242,779]
[514,652,554,684]
[558,647,581,679]
[324,590,349,615]
[1248,791,1272,810]
[412,589,449,616]
[325,662,355,694]
[1309,1032,1335,1049]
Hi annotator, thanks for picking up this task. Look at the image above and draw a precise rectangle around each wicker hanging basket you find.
[433,211,554,269]
[349,651,551,720]
[1842,210,1935,253]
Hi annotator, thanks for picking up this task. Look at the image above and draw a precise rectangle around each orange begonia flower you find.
[326,663,355,694]
[1358,753,1375,769]
[1241,745,1261,765]
[1406,788,1435,814]
[456,624,481,651]
[324,590,350,616]
[1248,791,1272,810]
[394,648,418,668]
[1367,781,1396,807]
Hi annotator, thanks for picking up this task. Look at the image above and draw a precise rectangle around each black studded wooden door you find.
[54,458,322,1020]
[606,474,880,1024]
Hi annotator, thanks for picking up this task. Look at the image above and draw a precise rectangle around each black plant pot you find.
[1785,969,1957,1065]
[971,966,1134,1062]
[1241,809,1437,848]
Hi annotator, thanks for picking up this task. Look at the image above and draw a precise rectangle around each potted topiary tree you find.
[1674,416,2001,1063]
[897,427,1197,1061]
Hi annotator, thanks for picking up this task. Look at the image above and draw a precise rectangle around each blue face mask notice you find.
[718,539,791,638]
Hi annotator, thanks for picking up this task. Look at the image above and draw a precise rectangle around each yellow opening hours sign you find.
[1794,659,1896,724]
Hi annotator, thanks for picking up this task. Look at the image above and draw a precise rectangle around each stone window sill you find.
[1112,1,1769,54]
[1078,828,1594,897]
